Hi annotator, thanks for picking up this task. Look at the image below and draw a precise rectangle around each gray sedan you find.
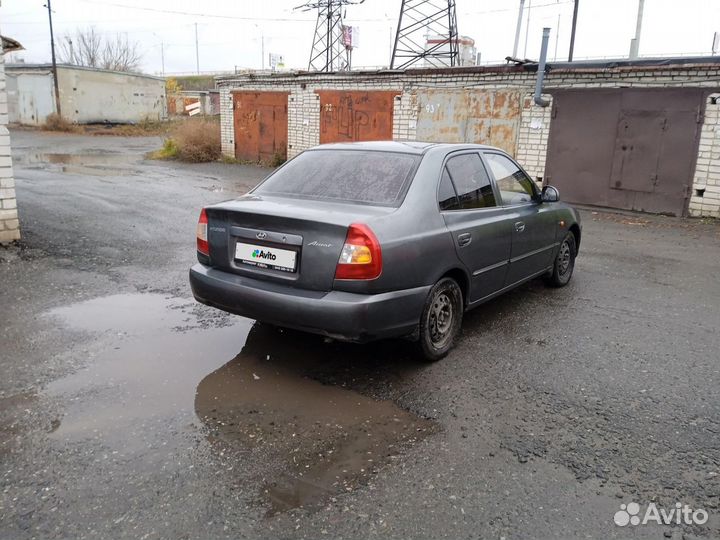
[190,142,581,360]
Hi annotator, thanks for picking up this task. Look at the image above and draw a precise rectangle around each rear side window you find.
[438,169,460,211]
[254,150,420,207]
[442,153,497,210]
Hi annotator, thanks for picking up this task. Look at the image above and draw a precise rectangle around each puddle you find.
[195,324,437,515]
[45,294,252,453]
[14,152,143,176]
[44,293,436,515]
[197,184,225,192]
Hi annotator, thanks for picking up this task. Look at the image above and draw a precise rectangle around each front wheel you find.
[416,277,463,361]
[545,231,577,287]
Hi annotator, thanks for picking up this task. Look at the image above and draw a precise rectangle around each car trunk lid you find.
[205,195,395,291]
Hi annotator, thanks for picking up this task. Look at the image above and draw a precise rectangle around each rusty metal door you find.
[316,91,395,143]
[544,88,705,216]
[416,89,521,155]
[232,92,288,163]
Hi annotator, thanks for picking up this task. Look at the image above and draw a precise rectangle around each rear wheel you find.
[416,277,463,361]
[545,231,576,287]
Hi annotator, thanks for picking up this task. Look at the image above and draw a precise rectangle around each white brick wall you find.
[516,94,553,181]
[0,32,20,244]
[217,64,720,217]
[220,87,234,157]
[689,93,720,218]
[288,89,320,158]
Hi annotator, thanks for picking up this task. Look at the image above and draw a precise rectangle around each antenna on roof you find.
[296,0,365,72]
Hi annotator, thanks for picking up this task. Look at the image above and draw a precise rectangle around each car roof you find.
[307,141,504,155]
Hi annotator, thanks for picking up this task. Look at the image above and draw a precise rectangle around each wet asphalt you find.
[1,129,719,539]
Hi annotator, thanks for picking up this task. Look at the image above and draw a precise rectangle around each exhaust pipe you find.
[534,27,551,107]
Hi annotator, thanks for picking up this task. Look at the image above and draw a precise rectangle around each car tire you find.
[545,231,577,288]
[416,277,463,361]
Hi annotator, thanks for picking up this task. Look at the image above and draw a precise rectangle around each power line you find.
[74,0,316,22]
[72,0,574,23]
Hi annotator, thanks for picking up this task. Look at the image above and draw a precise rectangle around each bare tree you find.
[101,34,142,72]
[58,27,142,72]
[58,27,102,67]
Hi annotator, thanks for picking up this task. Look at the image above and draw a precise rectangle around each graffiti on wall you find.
[317,91,395,144]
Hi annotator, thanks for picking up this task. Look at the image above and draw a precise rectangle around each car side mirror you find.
[541,185,560,203]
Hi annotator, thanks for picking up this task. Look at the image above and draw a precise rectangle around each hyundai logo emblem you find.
[256,232,267,240]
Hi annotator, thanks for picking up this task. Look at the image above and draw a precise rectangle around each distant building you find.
[5,63,166,125]
[217,56,720,218]
[167,90,220,117]
[424,35,477,67]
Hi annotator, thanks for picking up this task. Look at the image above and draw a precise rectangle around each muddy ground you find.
[1,130,719,539]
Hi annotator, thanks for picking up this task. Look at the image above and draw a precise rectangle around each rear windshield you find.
[254,150,421,206]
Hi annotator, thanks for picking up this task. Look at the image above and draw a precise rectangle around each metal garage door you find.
[544,88,706,216]
[232,91,288,163]
[415,89,522,155]
[316,91,395,144]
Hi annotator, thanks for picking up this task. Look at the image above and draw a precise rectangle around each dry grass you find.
[88,118,177,137]
[146,138,179,160]
[42,113,81,133]
[148,118,221,163]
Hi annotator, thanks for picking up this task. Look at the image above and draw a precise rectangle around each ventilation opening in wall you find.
[710,96,719,105]
[696,188,706,197]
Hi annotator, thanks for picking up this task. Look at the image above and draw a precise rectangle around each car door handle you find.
[457,232,472,247]
[515,221,526,233]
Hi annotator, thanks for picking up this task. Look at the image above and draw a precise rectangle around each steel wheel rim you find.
[558,240,572,276]
[429,292,453,347]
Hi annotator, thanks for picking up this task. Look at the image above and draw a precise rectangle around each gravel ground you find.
[1,129,719,539]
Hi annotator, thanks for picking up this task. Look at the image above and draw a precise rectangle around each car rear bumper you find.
[189,264,431,342]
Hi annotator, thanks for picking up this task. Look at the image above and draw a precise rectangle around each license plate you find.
[235,242,297,273]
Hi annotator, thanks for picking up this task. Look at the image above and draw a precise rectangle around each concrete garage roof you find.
[5,63,165,81]
[216,55,720,82]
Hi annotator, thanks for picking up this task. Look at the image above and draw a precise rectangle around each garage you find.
[544,88,706,216]
[415,89,522,155]
[232,91,288,163]
[316,90,395,144]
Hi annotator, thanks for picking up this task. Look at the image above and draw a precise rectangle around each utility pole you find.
[194,22,200,74]
[45,0,62,117]
[254,24,265,70]
[512,0,525,59]
[68,38,75,64]
[629,0,644,59]
[523,0,531,58]
[554,13,560,60]
[568,0,579,61]
[160,42,165,76]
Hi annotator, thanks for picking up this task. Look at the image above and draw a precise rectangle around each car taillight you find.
[196,208,209,256]
[334,223,382,280]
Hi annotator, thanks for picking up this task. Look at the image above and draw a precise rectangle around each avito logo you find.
[251,249,277,261]
[614,502,709,527]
